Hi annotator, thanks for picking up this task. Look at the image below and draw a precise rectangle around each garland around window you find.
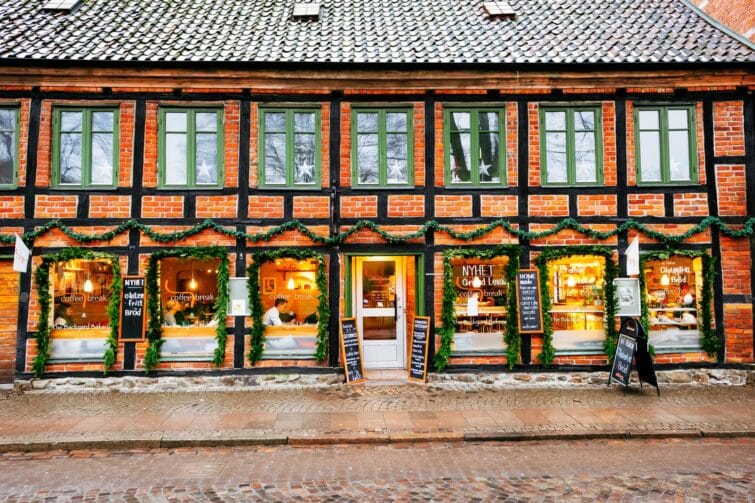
[247,248,330,364]
[144,247,230,372]
[33,248,122,377]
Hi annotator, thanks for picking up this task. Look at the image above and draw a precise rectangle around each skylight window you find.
[483,1,515,18]
[292,2,321,20]
[42,0,81,12]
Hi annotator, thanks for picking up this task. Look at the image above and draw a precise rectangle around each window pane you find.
[92,111,114,132]
[356,112,378,133]
[449,132,471,183]
[264,112,285,132]
[264,133,286,184]
[638,110,659,130]
[545,132,567,183]
[357,134,378,184]
[667,110,688,129]
[61,111,82,132]
[294,133,316,184]
[59,132,82,184]
[294,112,315,133]
[386,133,408,184]
[195,112,217,132]
[574,131,597,183]
[195,133,218,185]
[91,133,114,185]
[574,111,595,131]
[0,110,13,131]
[668,131,691,181]
[545,111,565,131]
[165,133,187,185]
[479,132,500,183]
[450,112,470,131]
[0,131,14,185]
[386,112,407,132]
[639,131,661,181]
[166,112,187,132]
[479,112,499,132]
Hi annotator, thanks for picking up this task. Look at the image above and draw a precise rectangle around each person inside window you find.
[54,302,74,327]
[263,298,288,326]
[163,299,183,326]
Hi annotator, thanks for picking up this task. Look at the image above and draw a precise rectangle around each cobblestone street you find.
[0,438,752,501]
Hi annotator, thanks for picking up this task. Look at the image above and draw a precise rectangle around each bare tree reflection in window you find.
[449,112,471,183]
[0,110,14,184]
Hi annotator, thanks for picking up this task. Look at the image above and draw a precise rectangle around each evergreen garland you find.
[32,248,122,377]
[246,248,330,364]
[433,246,520,370]
[144,246,230,372]
[2,216,753,247]
[533,246,618,366]
[638,250,718,358]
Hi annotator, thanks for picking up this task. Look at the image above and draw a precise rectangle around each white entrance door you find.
[354,257,405,369]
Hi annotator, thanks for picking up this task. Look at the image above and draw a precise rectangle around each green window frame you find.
[351,108,414,188]
[444,107,506,186]
[259,108,321,189]
[52,107,119,188]
[634,105,698,185]
[158,108,224,189]
[540,106,603,186]
[0,107,19,189]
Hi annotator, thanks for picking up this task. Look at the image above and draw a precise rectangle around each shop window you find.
[540,106,602,185]
[158,108,223,188]
[259,257,322,357]
[450,256,510,353]
[158,257,221,360]
[445,107,506,186]
[635,105,697,184]
[644,256,704,352]
[260,108,320,188]
[0,107,18,188]
[352,108,413,187]
[49,258,114,361]
[52,107,118,188]
[548,256,606,353]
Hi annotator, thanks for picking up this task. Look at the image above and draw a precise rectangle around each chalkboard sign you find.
[610,318,639,386]
[516,269,543,333]
[408,316,431,382]
[339,317,365,384]
[120,276,146,341]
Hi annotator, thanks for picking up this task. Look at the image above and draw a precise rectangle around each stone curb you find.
[1,429,753,453]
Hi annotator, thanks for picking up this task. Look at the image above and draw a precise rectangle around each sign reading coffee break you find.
[339,317,365,384]
[120,276,146,341]
[408,316,431,382]
[516,269,543,333]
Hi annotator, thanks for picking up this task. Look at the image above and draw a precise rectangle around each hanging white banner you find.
[13,234,30,273]
[625,236,640,276]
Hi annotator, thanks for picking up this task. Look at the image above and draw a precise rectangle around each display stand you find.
[608,318,660,396]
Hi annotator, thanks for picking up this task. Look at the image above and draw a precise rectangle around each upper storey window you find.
[0,107,18,188]
[159,108,223,188]
[260,108,320,188]
[352,108,413,187]
[540,107,602,185]
[53,108,118,188]
[635,106,697,184]
[445,108,506,186]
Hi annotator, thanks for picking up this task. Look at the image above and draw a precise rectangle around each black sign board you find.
[408,316,431,382]
[516,269,543,333]
[609,318,660,395]
[120,276,146,341]
[339,317,365,384]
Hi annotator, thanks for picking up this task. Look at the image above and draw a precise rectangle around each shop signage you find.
[609,318,660,395]
[339,317,365,384]
[613,278,641,317]
[120,276,146,341]
[516,269,543,333]
[408,316,431,382]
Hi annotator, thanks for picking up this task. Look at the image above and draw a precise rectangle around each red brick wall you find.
[387,194,425,218]
[248,196,284,219]
[724,305,754,363]
[435,195,473,218]
[0,263,19,384]
[691,0,755,42]
[716,164,747,216]
[293,195,330,219]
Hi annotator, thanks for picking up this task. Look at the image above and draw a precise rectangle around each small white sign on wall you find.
[228,277,250,316]
[614,278,641,317]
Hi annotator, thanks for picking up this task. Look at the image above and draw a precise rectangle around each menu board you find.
[120,276,146,341]
[339,317,365,384]
[408,316,431,382]
[516,269,543,333]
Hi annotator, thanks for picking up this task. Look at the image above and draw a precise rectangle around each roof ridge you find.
[677,0,755,52]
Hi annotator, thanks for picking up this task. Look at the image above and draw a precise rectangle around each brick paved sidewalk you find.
[0,381,753,452]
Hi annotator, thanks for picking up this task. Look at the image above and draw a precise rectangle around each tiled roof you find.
[0,0,753,65]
